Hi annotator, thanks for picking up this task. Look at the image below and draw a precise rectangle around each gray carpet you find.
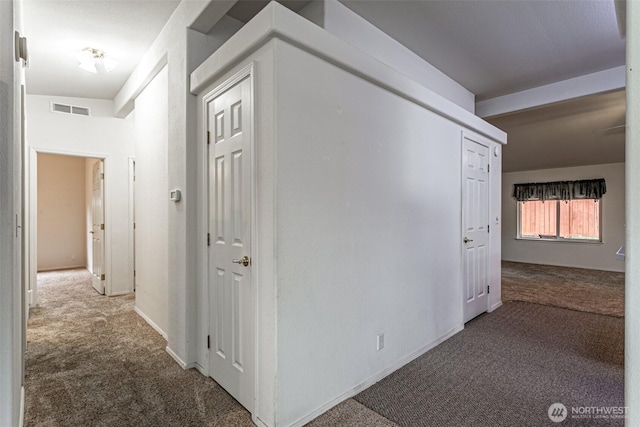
[502,261,624,317]
[26,269,252,426]
[25,268,395,427]
[27,268,624,426]
[354,301,624,426]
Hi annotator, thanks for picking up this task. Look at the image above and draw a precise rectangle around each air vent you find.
[51,102,91,117]
[71,106,90,116]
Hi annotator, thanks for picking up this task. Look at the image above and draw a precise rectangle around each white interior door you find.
[207,73,253,411]
[91,160,105,294]
[462,137,489,322]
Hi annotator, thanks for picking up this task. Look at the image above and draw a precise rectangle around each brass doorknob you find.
[232,256,251,267]
[464,237,474,243]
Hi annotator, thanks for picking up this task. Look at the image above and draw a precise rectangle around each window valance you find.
[513,178,606,202]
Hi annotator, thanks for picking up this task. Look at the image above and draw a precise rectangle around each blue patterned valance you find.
[513,179,606,202]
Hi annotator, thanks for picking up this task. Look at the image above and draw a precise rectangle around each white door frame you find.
[460,133,491,322]
[198,63,258,415]
[27,147,111,302]
[128,157,136,292]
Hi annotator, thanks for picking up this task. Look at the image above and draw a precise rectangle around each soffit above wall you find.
[489,90,625,173]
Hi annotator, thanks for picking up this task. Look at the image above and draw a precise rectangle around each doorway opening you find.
[28,151,106,307]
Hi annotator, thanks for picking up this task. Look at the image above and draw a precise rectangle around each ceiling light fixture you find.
[77,48,118,74]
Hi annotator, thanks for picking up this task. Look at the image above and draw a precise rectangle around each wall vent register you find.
[50,102,91,117]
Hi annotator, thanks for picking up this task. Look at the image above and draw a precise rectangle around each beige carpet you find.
[502,261,624,317]
[25,268,396,427]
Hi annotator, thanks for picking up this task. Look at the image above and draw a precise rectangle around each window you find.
[518,199,601,241]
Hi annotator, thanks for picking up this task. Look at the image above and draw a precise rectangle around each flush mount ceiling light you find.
[77,47,118,73]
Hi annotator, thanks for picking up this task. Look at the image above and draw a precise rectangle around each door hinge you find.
[207,131,210,144]
[100,172,105,180]
[101,223,105,230]
[133,270,136,277]
[100,273,106,281]
[133,223,136,229]
[207,335,211,349]
[487,164,490,173]
[207,233,210,246]
[488,225,490,233]
[487,285,490,294]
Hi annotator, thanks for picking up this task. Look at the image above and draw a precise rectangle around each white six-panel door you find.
[462,137,489,322]
[91,160,105,294]
[207,73,253,411]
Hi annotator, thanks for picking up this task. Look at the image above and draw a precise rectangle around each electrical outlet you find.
[377,333,385,351]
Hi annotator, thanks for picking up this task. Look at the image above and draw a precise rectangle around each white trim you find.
[128,157,135,293]
[165,352,204,373]
[190,2,505,145]
[28,148,112,301]
[109,290,131,297]
[489,301,503,313]
[193,362,208,376]
[28,148,37,307]
[134,306,168,339]
[166,345,188,369]
[288,325,464,427]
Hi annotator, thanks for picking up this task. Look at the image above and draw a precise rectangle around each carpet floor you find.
[25,269,394,427]
[354,301,624,426]
[502,261,625,317]
[26,268,624,426]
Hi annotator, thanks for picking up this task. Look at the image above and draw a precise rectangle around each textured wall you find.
[133,66,169,337]
[27,95,135,295]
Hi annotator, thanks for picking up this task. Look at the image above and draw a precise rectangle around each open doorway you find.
[32,152,105,303]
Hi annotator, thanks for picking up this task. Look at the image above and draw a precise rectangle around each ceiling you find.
[21,0,627,172]
[342,0,625,101]
[22,0,180,99]
[489,90,625,173]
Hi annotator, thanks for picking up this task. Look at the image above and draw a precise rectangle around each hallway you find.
[25,269,251,426]
[24,269,392,426]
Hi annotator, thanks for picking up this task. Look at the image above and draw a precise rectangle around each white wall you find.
[502,163,625,272]
[299,0,475,113]
[0,0,24,423]
[273,39,499,426]
[114,0,238,368]
[191,4,505,425]
[26,95,135,295]
[36,153,87,271]
[626,1,640,423]
[133,66,169,337]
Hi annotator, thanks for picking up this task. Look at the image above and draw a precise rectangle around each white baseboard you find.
[133,306,167,339]
[109,290,132,297]
[166,345,189,369]
[253,415,270,427]
[289,324,464,427]
[193,362,207,376]
[490,300,503,312]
